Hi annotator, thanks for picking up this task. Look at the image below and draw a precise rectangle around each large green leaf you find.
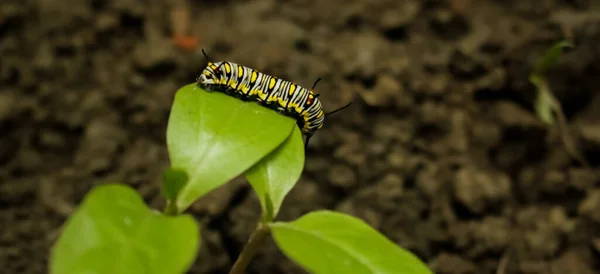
[245,126,305,222]
[49,184,200,274]
[269,210,433,274]
[167,83,296,212]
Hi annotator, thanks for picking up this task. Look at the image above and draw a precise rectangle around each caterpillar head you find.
[197,62,223,86]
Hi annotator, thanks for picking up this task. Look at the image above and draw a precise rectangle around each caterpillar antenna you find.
[326,101,353,116]
[201,49,210,63]
[311,77,321,91]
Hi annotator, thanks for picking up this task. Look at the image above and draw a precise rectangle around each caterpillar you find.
[196,49,351,149]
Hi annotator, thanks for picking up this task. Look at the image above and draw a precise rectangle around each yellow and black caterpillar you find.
[196,50,351,149]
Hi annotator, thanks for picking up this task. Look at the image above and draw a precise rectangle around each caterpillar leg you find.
[276,107,287,115]
[239,96,253,102]
[198,83,210,91]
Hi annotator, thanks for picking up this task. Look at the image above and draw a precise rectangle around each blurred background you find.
[1,0,600,273]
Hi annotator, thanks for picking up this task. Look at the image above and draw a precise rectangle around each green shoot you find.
[529,40,589,167]
[49,83,433,274]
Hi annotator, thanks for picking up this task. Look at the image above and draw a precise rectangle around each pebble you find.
[578,122,600,148]
[430,253,478,274]
[578,189,600,223]
[327,164,357,189]
[453,166,511,214]
[74,119,127,173]
[0,92,17,121]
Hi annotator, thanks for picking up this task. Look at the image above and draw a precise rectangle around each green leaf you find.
[530,75,556,125]
[533,40,573,75]
[269,210,433,274]
[167,83,296,212]
[49,184,200,274]
[162,167,189,201]
[245,126,305,222]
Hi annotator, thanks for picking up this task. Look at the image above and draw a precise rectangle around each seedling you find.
[529,40,589,167]
[49,83,433,274]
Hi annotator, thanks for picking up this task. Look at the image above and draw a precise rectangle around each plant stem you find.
[163,200,178,216]
[228,222,271,274]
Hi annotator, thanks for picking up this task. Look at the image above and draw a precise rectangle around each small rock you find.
[33,40,55,72]
[491,101,541,128]
[327,164,357,189]
[279,179,331,220]
[75,119,127,173]
[38,129,66,149]
[448,50,485,80]
[334,141,366,167]
[519,260,549,274]
[364,139,387,157]
[380,173,405,198]
[304,155,330,173]
[525,226,561,258]
[360,74,411,108]
[363,159,389,181]
[133,38,175,70]
[15,148,42,173]
[387,146,411,169]
[189,228,230,273]
[0,136,18,166]
[372,115,414,143]
[471,117,502,148]
[516,207,563,258]
[517,166,541,201]
[430,253,478,274]
[336,200,383,229]
[190,176,245,216]
[94,12,119,31]
[473,217,510,253]
[120,138,165,172]
[379,1,420,41]
[228,191,262,240]
[0,92,17,121]
[379,0,419,30]
[416,163,442,197]
[419,73,450,96]
[592,238,600,252]
[113,0,146,16]
[512,0,554,17]
[0,59,18,85]
[540,170,568,195]
[474,67,506,91]
[0,178,36,204]
[548,207,575,234]
[331,32,386,77]
[578,189,600,223]
[128,73,146,88]
[447,109,469,153]
[568,168,598,191]
[550,250,595,274]
[372,115,401,140]
[579,122,600,149]
[336,172,405,228]
[430,10,471,40]
[419,100,450,127]
[453,166,511,214]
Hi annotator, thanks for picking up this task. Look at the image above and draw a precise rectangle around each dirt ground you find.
[1,0,600,273]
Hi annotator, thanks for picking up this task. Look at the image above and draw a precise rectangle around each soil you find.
[1,0,600,273]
